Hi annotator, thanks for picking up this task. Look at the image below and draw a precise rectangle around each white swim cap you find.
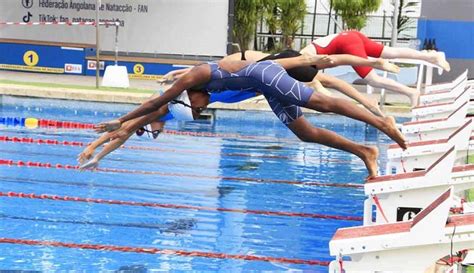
[168,90,194,121]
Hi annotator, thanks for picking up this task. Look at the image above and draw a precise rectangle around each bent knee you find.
[364,72,385,86]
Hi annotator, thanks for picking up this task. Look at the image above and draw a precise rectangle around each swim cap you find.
[168,90,194,121]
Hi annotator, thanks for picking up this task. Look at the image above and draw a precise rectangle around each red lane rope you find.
[0,159,363,189]
[0,238,330,266]
[0,192,362,221]
[0,135,288,160]
[0,135,355,164]
[4,116,299,142]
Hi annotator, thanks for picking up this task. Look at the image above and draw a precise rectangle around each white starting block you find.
[387,119,473,174]
[419,70,468,105]
[402,102,470,142]
[411,85,471,121]
[423,70,468,94]
[365,147,456,224]
[102,65,130,88]
[329,188,474,272]
[366,147,474,225]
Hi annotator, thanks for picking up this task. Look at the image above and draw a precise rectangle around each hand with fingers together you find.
[94,119,121,133]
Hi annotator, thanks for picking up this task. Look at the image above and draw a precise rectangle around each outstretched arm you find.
[319,54,400,73]
[95,64,211,133]
[77,132,113,165]
[274,54,334,70]
[81,106,169,169]
[159,67,193,82]
[316,73,384,117]
[79,131,134,170]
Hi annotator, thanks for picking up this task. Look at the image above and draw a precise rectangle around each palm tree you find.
[331,0,381,30]
[395,0,419,37]
[233,0,262,51]
[278,0,307,49]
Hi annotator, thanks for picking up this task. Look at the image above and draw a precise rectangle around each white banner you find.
[0,0,229,56]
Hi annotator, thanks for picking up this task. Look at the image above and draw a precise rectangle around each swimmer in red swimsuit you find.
[300,31,451,107]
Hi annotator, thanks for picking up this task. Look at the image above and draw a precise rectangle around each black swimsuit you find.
[241,49,319,82]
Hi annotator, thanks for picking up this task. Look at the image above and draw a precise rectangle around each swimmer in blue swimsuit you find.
[94,55,407,179]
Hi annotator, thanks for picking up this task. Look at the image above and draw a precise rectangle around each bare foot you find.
[383,116,407,150]
[374,59,400,74]
[429,51,451,72]
[305,54,335,67]
[360,146,379,180]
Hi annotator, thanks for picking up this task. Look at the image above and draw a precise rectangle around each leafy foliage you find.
[278,0,307,48]
[331,0,381,30]
[396,0,419,36]
[233,0,306,51]
[233,0,262,51]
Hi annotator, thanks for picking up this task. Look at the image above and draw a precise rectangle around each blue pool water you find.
[0,95,394,272]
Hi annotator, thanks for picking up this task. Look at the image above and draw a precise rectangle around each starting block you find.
[386,119,473,174]
[329,188,474,272]
[402,102,469,142]
[419,70,468,105]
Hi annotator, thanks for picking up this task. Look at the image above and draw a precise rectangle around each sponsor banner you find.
[87,60,104,70]
[64,63,82,74]
[0,0,228,56]
[0,63,64,73]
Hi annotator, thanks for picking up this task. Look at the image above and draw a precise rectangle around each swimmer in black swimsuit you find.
[231,49,398,117]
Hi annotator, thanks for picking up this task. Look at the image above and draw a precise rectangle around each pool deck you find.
[0,70,412,117]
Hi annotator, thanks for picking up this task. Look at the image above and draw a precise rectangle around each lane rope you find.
[0,135,356,164]
[0,191,363,221]
[0,237,330,266]
[0,159,363,189]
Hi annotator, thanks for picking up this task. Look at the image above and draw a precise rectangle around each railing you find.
[255,12,419,51]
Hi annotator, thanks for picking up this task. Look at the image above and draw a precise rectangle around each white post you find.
[95,0,101,88]
[391,0,400,47]
[114,21,119,66]
[379,0,400,109]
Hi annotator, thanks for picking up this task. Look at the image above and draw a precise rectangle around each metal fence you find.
[255,12,419,51]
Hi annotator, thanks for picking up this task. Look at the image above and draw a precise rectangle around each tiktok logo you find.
[23,12,33,23]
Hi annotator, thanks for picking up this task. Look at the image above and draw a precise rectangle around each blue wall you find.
[417,19,474,59]
[0,42,187,78]
[0,43,86,73]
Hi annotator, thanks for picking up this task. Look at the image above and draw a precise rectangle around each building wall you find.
[417,0,474,82]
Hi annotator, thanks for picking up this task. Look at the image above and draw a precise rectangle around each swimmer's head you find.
[168,90,195,121]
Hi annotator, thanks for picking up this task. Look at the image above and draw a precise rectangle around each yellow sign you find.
[129,73,161,80]
[23,50,39,66]
[133,64,144,75]
[0,64,63,73]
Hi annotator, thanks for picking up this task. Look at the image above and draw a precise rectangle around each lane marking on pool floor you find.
[0,237,330,266]
[0,159,363,189]
[0,191,363,221]
[0,135,356,164]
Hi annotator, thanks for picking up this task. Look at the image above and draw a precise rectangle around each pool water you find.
[0,95,393,272]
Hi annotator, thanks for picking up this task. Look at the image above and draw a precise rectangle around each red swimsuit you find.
[313,31,385,78]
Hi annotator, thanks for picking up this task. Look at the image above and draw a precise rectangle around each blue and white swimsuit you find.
[204,61,314,125]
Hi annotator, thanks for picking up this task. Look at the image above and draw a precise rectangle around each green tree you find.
[395,0,419,36]
[278,0,307,49]
[261,0,279,51]
[233,0,262,51]
[331,0,381,30]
